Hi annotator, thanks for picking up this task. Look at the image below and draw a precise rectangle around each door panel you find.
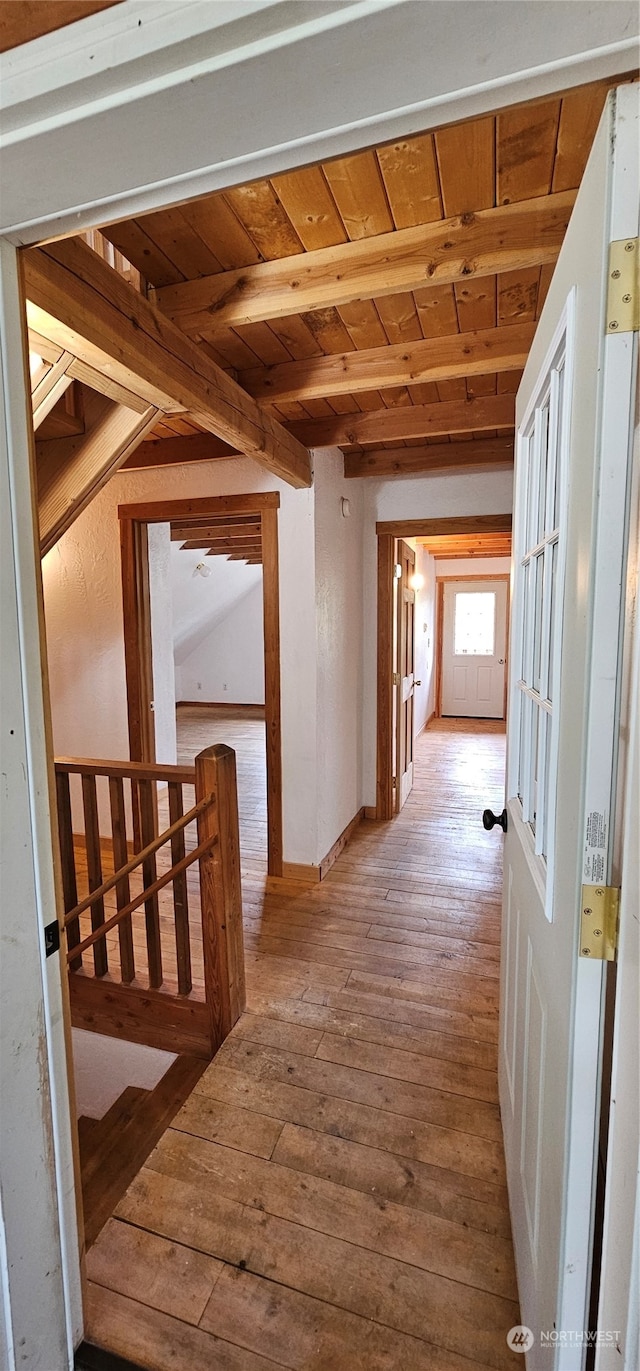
[500,87,638,1365]
[395,540,415,811]
[441,579,508,717]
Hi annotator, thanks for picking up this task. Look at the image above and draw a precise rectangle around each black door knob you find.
[483,808,508,833]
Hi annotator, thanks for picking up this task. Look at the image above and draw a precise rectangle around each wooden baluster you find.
[81,773,108,977]
[108,776,135,984]
[196,745,245,1053]
[168,782,192,996]
[139,779,162,988]
[56,770,82,971]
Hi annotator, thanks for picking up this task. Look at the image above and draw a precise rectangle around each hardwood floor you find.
[85,717,521,1370]
[176,704,268,874]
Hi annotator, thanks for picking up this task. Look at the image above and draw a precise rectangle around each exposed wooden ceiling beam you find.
[24,239,312,489]
[180,538,262,553]
[240,323,533,404]
[152,192,575,335]
[38,392,159,557]
[290,394,515,448]
[344,436,514,479]
[377,514,512,537]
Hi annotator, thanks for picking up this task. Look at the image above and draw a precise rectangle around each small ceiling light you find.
[192,561,211,579]
[409,572,425,591]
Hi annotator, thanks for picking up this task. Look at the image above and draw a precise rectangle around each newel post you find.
[195,744,246,1053]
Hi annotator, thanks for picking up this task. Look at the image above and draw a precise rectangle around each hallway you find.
[85,720,520,1370]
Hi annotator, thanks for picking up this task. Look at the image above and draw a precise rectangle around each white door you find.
[441,579,507,718]
[499,86,638,1367]
[395,540,416,810]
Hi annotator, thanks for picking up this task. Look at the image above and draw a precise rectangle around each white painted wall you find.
[361,470,514,804]
[177,577,265,705]
[42,455,318,864]
[72,1029,176,1120]
[148,522,177,765]
[314,452,364,862]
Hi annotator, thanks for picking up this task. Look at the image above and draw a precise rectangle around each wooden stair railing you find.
[54,745,245,1059]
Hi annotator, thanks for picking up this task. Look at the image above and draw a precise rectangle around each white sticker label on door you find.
[583,809,607,883]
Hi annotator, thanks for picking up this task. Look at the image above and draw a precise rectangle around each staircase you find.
[78,1056,206,1248]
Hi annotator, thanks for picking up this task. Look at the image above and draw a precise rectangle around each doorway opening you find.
[147,516,268,873]
[376,514,512,820]
[119,491,283,877]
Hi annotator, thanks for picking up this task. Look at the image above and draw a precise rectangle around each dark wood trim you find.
[319,807,365,879]
[120,518,155,767]
[120,493,283,878]
[118,492,279,521]
[376,513,512,538]
[260,505,283,876]
[376,533,395,820]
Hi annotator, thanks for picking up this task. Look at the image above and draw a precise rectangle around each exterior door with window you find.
[441,580,508,718]
[499,87,638,1366]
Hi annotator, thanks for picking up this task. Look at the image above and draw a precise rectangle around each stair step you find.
[82,1055,207,1249]
[80,1087,149,1186]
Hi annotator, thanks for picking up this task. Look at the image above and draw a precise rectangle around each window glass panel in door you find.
[454,592,495,656]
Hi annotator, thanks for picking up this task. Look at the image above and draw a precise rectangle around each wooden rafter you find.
[290,394,515,448]
[23,239,312,489]
[239,322,533,403]
[31,351,75,430]
[151,192,575,334]
[38,392,159,556]
[171,521,261,541]
[376,514,512,537]
[344,436,514,479]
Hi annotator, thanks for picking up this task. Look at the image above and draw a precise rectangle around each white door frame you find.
[0,4,637,1360]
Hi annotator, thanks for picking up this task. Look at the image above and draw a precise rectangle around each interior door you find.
[441,579,508,718]
[499,86,638,1366]
[395,540,416,811]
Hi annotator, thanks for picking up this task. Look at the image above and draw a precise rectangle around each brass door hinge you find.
[606,238,639,334]
[580,885,620,960]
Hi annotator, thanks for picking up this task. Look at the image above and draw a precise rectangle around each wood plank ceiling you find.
[33,72,637,486]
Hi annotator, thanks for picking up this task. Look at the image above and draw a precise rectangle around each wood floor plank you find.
[200,1262,502,1371]
[116,1169,519,1369]
[86,1218,223,1324]
[85,1282,285,1371]
[195,1062,507,1187]
[272,1122,512,1238]
[145,1126,518,1299]
[213,1037,503,1141]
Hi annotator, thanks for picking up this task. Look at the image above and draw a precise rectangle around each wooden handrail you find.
[55,755,196,785]
[66,832,217,962]
[62,791,214,926]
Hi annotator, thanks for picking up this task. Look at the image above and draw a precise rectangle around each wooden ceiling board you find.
[376,133,443,228]
[270,167,347,250]
[497,100,561,203]
[498,266,541,325]
[337,299,388,351]
[454,276,497,333]
[435,116,495,216]
[103,220,184,287]
[138,207,224,279]
[375,291,424,345]
[179,196,263,269]
[552,83,610,193]
[223,181,304,259]
[322,150,394,240]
